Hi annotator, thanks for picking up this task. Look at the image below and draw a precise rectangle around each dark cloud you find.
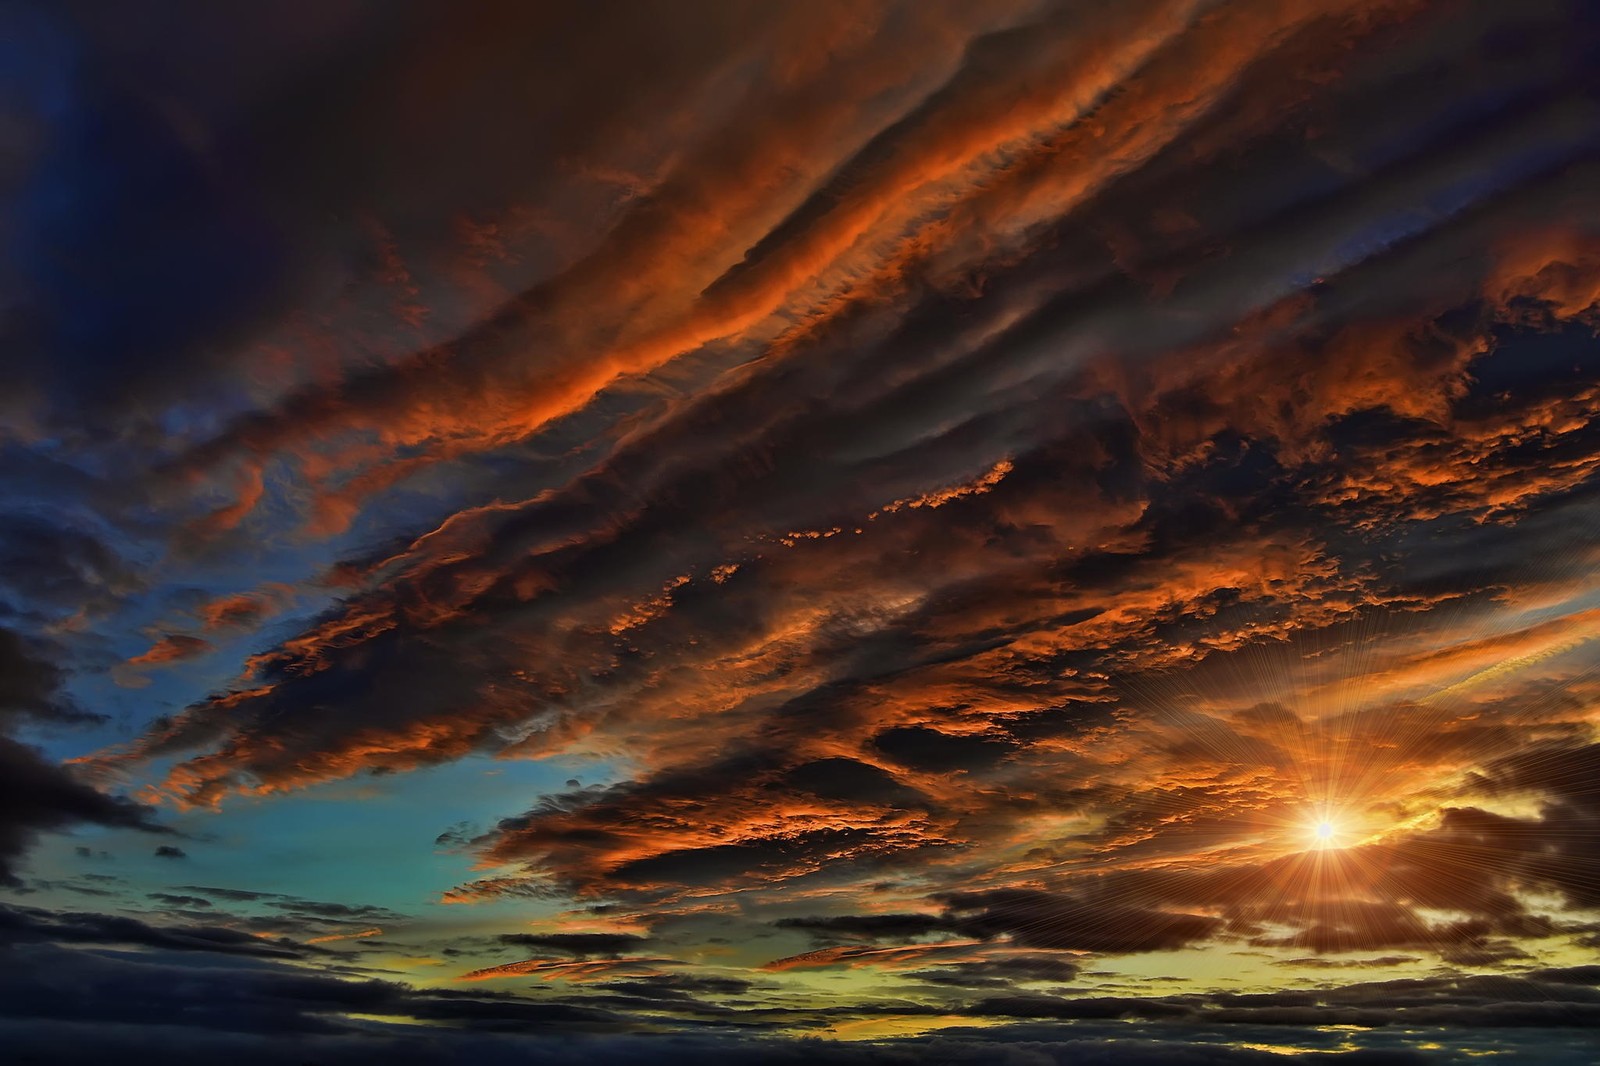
[0,938,620,1044]
[0,616,168,884]
[970,993,1194,1022]
[970,969,1600,1031]
[4,912,1600,1063]
[0,515,138,620]
[871,726,1017,774]
[1457,741,1600,906]
[596,973,753,1000]
[939,889,1223,955]
[777,913,953,943]
[0,737,169,886]
[154,886,408,936]
[171,885,276,902]
[0,902,311,959]
[0,1016,1533,1066]
[497,932,650,958]
[772,888,1224,961]
[1,0,813,434]
[904,955,1083,989]
[0,627,88,727]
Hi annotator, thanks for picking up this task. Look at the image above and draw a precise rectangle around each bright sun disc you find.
[1307,817,1345,849]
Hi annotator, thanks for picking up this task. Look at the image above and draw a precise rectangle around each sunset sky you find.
[3,2,1600,1063]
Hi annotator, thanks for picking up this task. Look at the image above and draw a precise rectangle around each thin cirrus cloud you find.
[1,0,1599,1063]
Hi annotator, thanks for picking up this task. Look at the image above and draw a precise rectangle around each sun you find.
[1307,814,1346,850]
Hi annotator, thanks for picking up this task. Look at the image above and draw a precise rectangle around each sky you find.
[2,1,1600,1062]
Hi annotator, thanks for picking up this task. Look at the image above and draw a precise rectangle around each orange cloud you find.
[125,633,212,668]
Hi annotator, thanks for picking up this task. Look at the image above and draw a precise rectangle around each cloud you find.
[0,515,138,622]
[125,634,212,669]
[0,737,170,887]
[777,914,954,942]
[904,954,1083,989]
[938,889,1222,954]
[0,602,171,887]
[497,932,651,958]
[3,919,1598,1062]
[5,0,1600,1059]
[768,889,1224,966]
[0,902,311,959]
[0,628,80,726]
[5,899,1600,1062]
